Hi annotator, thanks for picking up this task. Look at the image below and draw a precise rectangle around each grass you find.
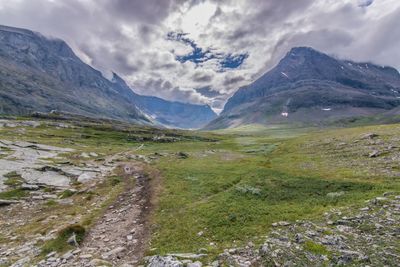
[0,188,28,199]
[41,224,85,255]
[1,117,399,263]
[304,240,332,256]
[59,189,76,199]
[142,124,399,257]
[3,171,24,187]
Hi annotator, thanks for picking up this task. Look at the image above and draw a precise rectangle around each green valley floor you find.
[0,117,399,266]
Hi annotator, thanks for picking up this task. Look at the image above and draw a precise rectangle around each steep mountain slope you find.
[206,47,400,129]
[0,25,217,128]
[0,25,150,124]
[111,74,217,129]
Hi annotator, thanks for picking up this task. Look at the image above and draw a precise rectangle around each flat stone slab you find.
[0,140,75,191]
[21,170,71,187]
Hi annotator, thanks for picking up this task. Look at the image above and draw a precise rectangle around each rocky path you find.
[65,162,152,267]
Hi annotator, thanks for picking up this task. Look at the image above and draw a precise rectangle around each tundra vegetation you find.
[0,116,399,266]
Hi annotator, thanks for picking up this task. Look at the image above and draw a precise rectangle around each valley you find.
[0,116,398,266]
[0,1,399,266]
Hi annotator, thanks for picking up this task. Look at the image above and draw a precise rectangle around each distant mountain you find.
[0,25,216,128]
[111,74,217,129]
[205,47,400,129]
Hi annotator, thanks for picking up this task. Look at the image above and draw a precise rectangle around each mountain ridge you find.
[0,25,216,129]
[206,46,400,129]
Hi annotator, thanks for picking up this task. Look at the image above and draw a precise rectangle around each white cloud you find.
[0,0,398,111]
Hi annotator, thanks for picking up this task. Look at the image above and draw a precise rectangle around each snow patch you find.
[322,108,332,111]
[281,112,289,117]
[281,72,289,79]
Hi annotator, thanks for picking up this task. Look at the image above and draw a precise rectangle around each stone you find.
[187,261,203,267]
[21,183,40,190]
[0,199,20,206]
[89,258,112,266]
[61,251,74,260]
[369,150,380,158]
[147,256,183,267]
[43,194,58,199]
[327,191,345,198]
[72,249,81,254]
[77,172,97,183]
[102,246,125,259]
[177,152,189,159]
[79,254,93,259]
[167,253,207,259]
[89,152,99,157]
[67,233,79,247]
[81,152,90,158]
[361,133,379,139]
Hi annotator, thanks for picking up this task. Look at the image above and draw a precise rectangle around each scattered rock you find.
[187,261,202,267]
[79,254,93,259]
[0,199,20,206]
[89,258,112,266]
[216,193,400,266]
[167,253,207,259]
[67,233,79,247]
[147,255,183,267]
[361,133,379,139]
[177,152,189,159]
[327,191,345,198]
[102,246,125,259]
[369,150,380,158]
[21,183,40,190]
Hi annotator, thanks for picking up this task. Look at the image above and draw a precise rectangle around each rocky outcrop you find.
[218,193,400,266]
[145,193,399,267]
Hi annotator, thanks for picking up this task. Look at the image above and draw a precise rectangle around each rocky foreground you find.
[147,193,399,267]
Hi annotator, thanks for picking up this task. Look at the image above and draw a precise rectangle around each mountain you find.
[0,25,151,124]
[205,47,400,129]
[111,74,217,129]
[0,25,216,128]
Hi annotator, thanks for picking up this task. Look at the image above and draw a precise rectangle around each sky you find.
[0,0,399,112]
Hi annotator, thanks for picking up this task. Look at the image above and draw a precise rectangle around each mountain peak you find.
[282,46,330,63]
[0,25,37,37]
[207,46,400,129]
[289,46,320,54]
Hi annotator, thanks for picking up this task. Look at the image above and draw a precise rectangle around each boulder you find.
[147,256,183,267]
[0,199,19,206]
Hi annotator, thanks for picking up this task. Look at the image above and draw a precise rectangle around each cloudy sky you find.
[0,0,398,112]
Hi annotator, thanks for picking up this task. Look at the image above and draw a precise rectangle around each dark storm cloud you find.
[101,0,184,24]
[227,0,314,42]
[223,75,245,86]
[192,72,214,83]
[195,86,222,97]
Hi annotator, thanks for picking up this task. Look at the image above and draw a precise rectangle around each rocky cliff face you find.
[0,25,153,123]
[206,47,400,129]
[0,25,217,129]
